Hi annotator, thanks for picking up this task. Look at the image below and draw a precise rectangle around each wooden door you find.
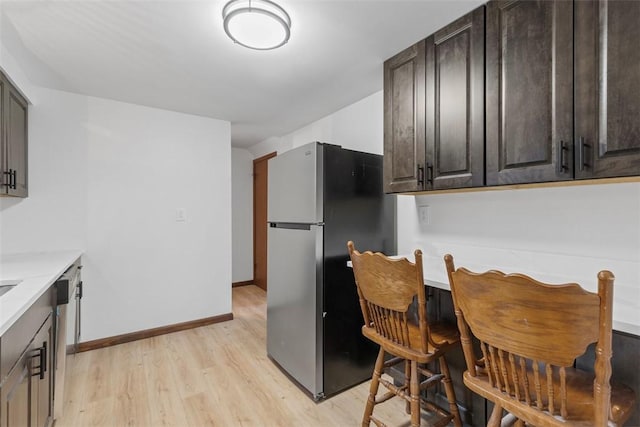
[486,0,573,185]
[425,6,485,190]
[253,152,276,292]
[575,0,640,179]
[383,41,426,193]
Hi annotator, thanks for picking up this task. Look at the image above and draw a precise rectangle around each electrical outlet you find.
[418,205,430,224]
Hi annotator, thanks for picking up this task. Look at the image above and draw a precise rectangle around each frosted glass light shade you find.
[222,0,291,50]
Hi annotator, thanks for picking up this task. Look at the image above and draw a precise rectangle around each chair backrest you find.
[444,254,614,425]
[348,241,440,355]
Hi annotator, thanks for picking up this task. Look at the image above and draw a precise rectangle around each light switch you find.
[176,208,187,222]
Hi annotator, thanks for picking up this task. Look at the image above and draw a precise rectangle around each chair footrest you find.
[369,414,387,427]
[383,356,404,369]
[374,390,399,405]
[379,377,411,403]
[420,373,444,391]
[420,398,455,421]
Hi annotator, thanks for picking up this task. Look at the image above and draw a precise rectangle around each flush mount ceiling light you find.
[222,0,291,50]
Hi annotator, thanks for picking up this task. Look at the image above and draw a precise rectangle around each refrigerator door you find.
[266,223,324,399]
[267,142,323,223]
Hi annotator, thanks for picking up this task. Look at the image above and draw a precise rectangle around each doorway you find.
[253,152,276,291]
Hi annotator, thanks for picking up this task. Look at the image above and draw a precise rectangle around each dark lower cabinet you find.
[1,352,30,427]
[576,330,640,427]
[426,288,487,427]
[1,290,53,427]
[383,41,426,193]
[425,6,485,190]
[575,0,640,179]
[486,0,574,185]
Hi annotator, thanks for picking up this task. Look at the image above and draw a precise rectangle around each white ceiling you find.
[0,0,482,148]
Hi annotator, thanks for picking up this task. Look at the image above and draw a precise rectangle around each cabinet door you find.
[0,357,30,427]
[425,6,484,190]
[486,0,573,185]
[383,41,426,193]
[0,75,6,192]
[575,0,640,179]
[30,316,52,427]
[4,82,28,198]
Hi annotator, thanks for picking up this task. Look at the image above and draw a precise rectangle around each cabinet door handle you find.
[2,169,11,188]
[31,343,47,380]
[417,165,424,186]
[578,137,590,171]
[556,141,568,173]
[426,163,434,185]
[12,170,17,189]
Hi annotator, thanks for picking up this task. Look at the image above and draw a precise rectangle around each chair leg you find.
[487,404,503,427]
[410,360,421,427]
[439,356,462,427]
[405,359,411,414]
[362,347,385,427]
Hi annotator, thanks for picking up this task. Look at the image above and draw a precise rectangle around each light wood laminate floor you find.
[55,285,418,426]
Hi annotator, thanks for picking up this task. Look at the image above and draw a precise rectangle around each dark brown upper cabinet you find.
[575,0,640,179]
[0,71,28,198]
[486,0,574,186]
[425,6,485,190]
[383,0,640,193]
[383,41,426,193]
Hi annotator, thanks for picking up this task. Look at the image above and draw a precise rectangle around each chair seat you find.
[362,321,460,364]
[463,365,636,426]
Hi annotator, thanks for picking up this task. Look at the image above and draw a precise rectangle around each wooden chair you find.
[444,254,636,426]
[347,241,462,427]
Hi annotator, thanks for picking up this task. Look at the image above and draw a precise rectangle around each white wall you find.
[248,89,640,334]
[248,91,384,158]
[82,95,231,340]
[398,184,640,333]
[0,88,88,254]
[0,59,232,340]
[231,148,254,282]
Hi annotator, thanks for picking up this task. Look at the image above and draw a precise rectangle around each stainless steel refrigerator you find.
[266,141,396,400]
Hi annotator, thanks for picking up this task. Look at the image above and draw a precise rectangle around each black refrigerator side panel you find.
[322,145,397,397]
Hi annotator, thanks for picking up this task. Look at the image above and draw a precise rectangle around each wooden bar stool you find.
[444,254,636,426]
[348,241,462,427]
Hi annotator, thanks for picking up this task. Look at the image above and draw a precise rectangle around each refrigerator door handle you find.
[269,222,324,230]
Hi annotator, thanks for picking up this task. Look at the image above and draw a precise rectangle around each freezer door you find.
[267,223,323,398]
[267,142,323,223]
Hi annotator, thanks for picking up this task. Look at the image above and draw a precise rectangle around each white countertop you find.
[348,255,639,336]
[0,251,82,336]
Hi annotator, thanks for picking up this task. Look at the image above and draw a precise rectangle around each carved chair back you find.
[444,254,635,426]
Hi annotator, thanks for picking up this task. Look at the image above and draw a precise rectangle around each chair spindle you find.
[546,363,555,415]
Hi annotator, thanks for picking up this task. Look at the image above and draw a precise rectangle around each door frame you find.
[253,151,277,291]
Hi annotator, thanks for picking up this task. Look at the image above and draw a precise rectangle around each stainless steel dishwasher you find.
[53,258,82,420]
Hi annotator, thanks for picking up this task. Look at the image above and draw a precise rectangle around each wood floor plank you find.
[56,285,416,426]
[140,336,190,427]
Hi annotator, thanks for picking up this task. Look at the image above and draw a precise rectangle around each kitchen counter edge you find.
[347,257,639,337]
[0,251,83,336]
